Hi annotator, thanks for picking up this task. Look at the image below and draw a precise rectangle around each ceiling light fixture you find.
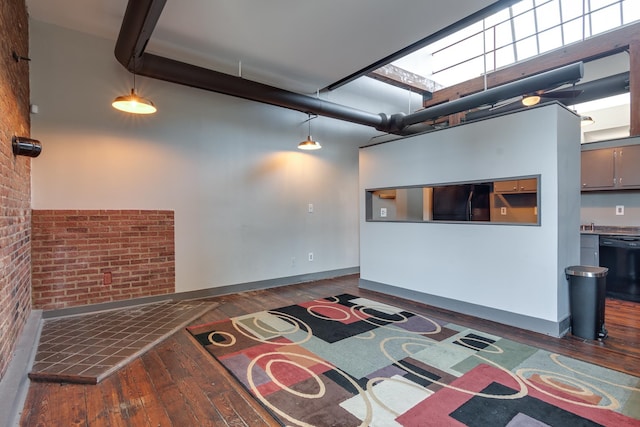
[521,94,541,107]
[298,113,321,150]
[112,57,156,115]
[581,115,595,126]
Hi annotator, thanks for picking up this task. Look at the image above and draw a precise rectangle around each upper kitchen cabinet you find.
[581,148,615,190]
[616,145,640,189]
[494,178,537,193]
[581,144,640,191]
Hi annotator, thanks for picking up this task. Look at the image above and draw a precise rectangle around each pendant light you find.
[581,115,595,126]
[298,113,321,150]
[112,56,157,115]
[521,94,541,107]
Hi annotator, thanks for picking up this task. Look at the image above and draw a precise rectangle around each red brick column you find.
[0,0,31,380]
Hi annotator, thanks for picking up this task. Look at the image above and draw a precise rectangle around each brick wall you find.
[31,210,175,310]
[0,0,31,380]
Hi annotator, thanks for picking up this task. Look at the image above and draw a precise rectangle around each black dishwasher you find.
[599,235,640,302]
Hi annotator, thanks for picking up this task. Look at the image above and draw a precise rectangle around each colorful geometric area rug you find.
[187,294,640,426]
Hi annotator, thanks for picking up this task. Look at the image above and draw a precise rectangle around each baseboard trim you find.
[0,309,42,427]
[43,267,360,319]
[359,278,569,337]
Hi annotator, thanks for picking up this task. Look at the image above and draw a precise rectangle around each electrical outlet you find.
[308,203,314,213]
[616,205,624,215]
[500,207,507,215]
[380,208,387,218]
[308,252,314,262]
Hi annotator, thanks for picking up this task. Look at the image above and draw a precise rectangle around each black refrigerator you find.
[432,184,491,221]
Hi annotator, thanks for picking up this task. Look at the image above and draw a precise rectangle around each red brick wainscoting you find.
[32,210,175,310]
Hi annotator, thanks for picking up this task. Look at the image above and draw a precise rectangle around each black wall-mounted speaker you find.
[12,136,42,158]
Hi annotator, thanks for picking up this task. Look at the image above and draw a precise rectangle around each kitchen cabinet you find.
[581,145,640,191]
[580,234,599,266]
[493,178,537,193]
[580,148,615,190]
[617,145,640,188]
[490,177,538,223]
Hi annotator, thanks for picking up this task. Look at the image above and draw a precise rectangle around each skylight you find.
[390,0,640,90]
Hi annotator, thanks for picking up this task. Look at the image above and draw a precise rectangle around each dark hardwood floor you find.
[20,275,640,426]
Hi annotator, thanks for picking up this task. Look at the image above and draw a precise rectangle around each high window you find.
[391,0,640,89]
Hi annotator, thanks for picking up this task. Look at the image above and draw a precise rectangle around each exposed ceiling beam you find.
[325,0,522,91]
[368,64,440,101]
[114,0,167,71]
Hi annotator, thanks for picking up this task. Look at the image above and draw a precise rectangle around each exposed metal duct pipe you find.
[114,0,584,135]
[560,71,629,105]
[465,71,629,121]
[392,62,584,131]
[138,53,387,129]
[114,0,386,131]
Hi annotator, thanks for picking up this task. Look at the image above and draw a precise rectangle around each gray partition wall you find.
[359,103,581,336]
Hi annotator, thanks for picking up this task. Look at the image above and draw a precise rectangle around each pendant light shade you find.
[112,56,157,115]
[581,115,595,126]
[298,113,321,150]
[521,94,541,106]
[112,89,157,114]
[298,138,322,150]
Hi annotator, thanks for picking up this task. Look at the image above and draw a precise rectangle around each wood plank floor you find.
[20,275,640,426]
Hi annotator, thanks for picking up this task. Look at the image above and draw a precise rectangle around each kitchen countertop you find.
[580,225,640,236]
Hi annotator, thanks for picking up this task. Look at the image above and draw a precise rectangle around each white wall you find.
[28,20,416,293]
[359,104,581,335]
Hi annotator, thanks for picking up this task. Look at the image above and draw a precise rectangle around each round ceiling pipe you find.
[465,71,630,122]
[396,62,584,129]
[138,53,387,130]
[113,0,584,136]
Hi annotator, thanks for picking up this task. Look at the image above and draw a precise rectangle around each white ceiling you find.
[26,0,498,94]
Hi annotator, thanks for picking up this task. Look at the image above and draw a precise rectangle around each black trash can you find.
[565,266,608,340]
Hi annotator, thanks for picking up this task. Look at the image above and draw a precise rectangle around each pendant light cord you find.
[133,55,137,91]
